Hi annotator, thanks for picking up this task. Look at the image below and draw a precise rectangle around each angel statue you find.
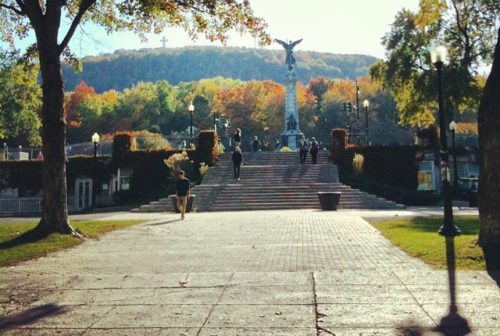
[274,39,303,71]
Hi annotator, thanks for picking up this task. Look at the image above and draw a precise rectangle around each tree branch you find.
[0,2,25,15]
[58,0,96,54]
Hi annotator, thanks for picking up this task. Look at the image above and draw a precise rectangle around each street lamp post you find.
[449,121,459,192]
[188,102,195,145]
[431,45,460,236]
[91,132,100,207]
[363,99,370,145]
[355,80,360,119]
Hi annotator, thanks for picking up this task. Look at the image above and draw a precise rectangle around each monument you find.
[275,38,303,150]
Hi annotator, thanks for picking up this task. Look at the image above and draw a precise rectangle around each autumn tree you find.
[478,28,500,272]
[0,0,269,236]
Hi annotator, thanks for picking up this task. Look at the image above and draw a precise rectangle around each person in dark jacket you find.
[298,136,309,164]
[310,137,319,164]
[175,170,190,220]
[234,128,241,147]
[232,146,243,180]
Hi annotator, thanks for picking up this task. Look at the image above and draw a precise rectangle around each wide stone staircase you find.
[135,151,404,212]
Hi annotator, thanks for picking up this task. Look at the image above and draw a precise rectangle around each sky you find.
[12,0,420,59]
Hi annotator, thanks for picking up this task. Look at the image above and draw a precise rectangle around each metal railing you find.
[0,197,77,215]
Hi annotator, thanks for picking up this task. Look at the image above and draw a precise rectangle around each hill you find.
[63,47,378,92]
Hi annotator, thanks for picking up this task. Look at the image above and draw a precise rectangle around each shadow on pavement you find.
[146,218,184,226]
[432,236,472,336]
[397,237,472,336]
[0,304,67,330]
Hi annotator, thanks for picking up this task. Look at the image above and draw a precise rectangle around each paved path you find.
[1,210,498,335]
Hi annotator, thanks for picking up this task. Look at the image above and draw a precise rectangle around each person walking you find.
[310,137,319,164]
[232,146,243,181]
[234,128,241,147]
[175,170,191,220]
[298,136,309,164]
[252,136,261,152]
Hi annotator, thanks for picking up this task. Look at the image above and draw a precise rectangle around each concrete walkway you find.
[0,210,497,335]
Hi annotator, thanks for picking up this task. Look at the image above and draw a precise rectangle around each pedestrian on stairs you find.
[232,146,243,181]
[298,136,309,164]
[175,170,191,220]
[310,137,319,164]
[234,128,241,147]
[252,136,261,152]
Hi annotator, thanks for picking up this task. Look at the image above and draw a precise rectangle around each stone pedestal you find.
[281,69,302,150]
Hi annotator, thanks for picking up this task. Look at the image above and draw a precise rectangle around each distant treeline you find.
[62,47,378,92]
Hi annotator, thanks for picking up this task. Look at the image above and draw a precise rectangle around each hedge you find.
[342,174,440,206]
[0,156,110,195]
[112,132,136,167]
[331,128,347,164]
[196,130,219,166]
[123,150,197,198]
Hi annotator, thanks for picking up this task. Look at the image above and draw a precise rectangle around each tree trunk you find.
[33,29,74,236]
[478,28,500,271]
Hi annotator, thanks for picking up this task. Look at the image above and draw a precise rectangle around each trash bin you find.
[317,192,341,211]
[169,195,195,213]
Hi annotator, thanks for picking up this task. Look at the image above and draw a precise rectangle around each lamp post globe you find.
[431,45,460,236]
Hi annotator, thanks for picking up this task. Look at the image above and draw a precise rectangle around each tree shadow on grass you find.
[0,228,48,251]
[0,304,67,330]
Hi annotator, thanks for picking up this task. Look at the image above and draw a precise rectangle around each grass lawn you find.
[0,220,145,267]
[368,216,484,270]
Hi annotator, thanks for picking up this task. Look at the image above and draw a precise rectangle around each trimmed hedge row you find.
[197,130,219,166]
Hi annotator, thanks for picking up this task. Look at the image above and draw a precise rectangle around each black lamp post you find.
[431,45,460,236]
[188,102,195,145]
[91,132,100,207]
[363,99,370,145]
[449,121,459,192]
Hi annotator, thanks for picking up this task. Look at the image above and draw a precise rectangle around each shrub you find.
[164,151,193,179]
[196,130,218,166]
[218,142,226,154]
[134,130,172,151]
[352,153,364,174]
[280,146,293,152]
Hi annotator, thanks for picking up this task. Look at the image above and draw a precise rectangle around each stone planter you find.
[317,192,341,211]
[169,195,195,213]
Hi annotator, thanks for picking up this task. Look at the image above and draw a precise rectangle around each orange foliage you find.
[64,81,96,125]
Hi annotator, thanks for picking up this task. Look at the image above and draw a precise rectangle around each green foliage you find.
[369,216,484,270]
[0,49,42,146]
[0,220,144,267]
[134,130,171,151]
[372,0,498,126]
[62,47,378,92]
[196,130,219,166]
